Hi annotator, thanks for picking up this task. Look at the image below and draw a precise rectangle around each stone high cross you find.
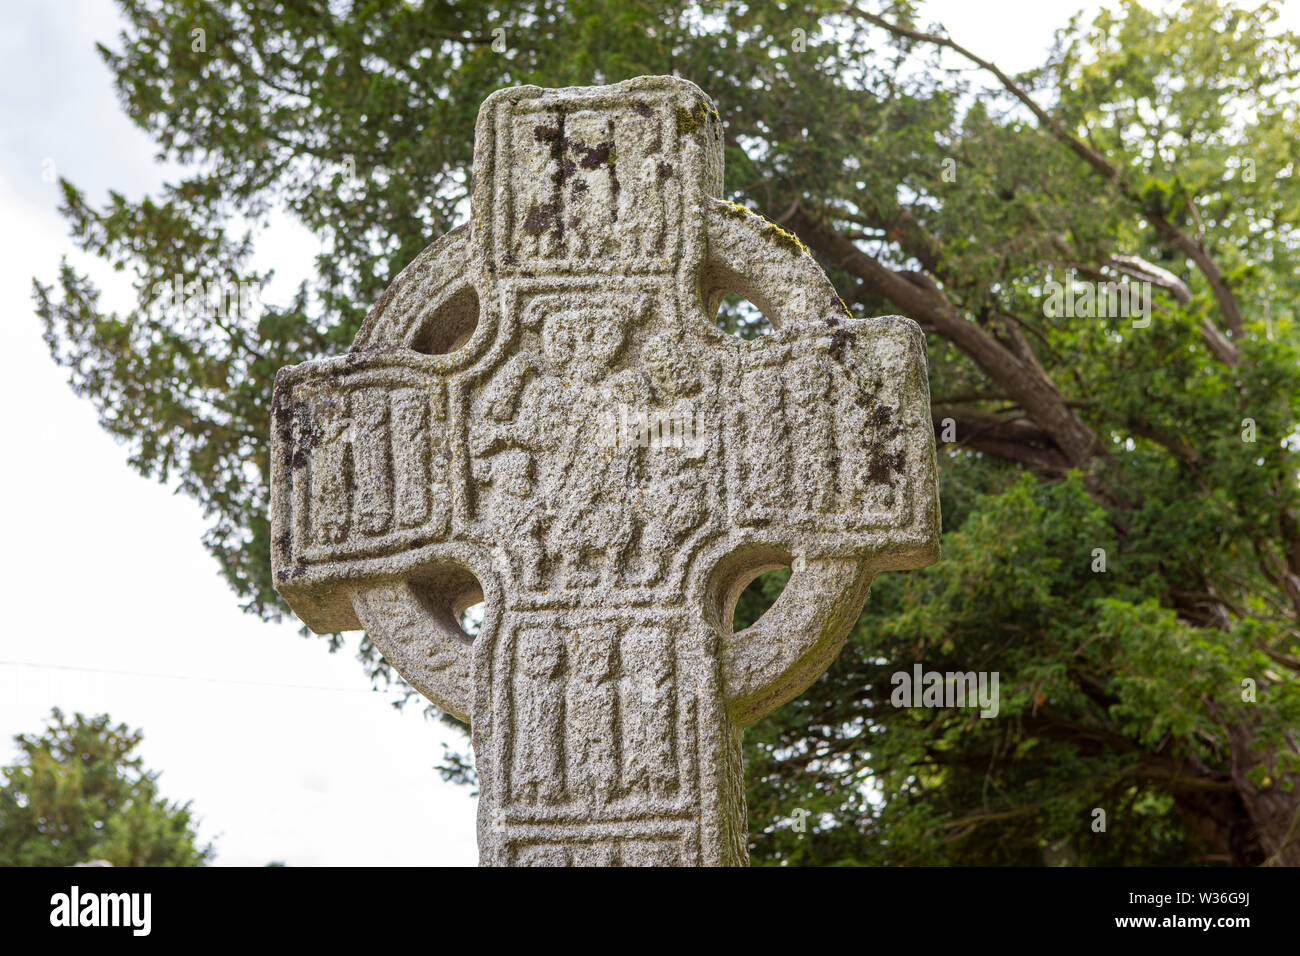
[270,76,939,866]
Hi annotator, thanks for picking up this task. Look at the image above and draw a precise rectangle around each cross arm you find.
[698,196,942,728]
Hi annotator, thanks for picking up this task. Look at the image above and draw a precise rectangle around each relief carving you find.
[511,628,566,806]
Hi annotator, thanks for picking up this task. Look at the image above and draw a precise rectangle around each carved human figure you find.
[511,629,566,806]
[471,311,649,587]
[390,389,442,532]
[352,389,393,535]
[470,353,547,582]
[565,628,619,804]
[782,351,835,513]
[637,333,708,584]
[537,310,648,587]
[478,353,534,424]
[564,111,616,259]
[514,112,562,259]
[633,153,668,256]
[309,393,350,544]
[615,106,667,257]
[478,448,546,588]
[619,629,678,799]
[738,363,790,512]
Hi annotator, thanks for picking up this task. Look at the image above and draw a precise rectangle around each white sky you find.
[2,0,1292,866]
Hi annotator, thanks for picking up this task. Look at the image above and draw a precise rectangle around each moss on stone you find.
[719,198,810,257]
[720,198,751,221]
[760,220,809,257]
[676,98,718,136]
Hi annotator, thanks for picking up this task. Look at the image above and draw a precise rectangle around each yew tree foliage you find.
[34,0,1300,865]
[0,710,212,866]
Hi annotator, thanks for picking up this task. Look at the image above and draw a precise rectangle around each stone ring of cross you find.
[271,76,940,866]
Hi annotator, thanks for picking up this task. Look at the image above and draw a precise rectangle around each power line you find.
[0,659,378,694]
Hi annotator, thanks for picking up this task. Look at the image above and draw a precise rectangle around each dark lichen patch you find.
[657,161,673,179]
[535,113,573,191]
[760,220,809,256]
[571,179,589,195]
[522,200,561,237]
[867,448,907,483]
[574,140,612,170]
[632,101,654,117]
[271,386,295,452]
[283,394,331,470]
[533,123,562,145]
[870,404,895,428]
[828,327,850,362]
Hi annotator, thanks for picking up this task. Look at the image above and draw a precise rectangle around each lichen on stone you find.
[759,220,810,257]
[720,198,752,221]
[676,98,718,136]
[719,198,810,257]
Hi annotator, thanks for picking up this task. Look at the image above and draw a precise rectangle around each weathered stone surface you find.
[270,75,940,866]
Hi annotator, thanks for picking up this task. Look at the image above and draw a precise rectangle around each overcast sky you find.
[3,0,1287,866]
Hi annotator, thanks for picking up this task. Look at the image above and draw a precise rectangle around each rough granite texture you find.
[270,76,941,866]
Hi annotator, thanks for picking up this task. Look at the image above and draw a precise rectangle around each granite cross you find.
[270,76,940,866]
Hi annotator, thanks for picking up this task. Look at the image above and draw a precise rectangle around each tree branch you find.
[845,2,1247,340]
[788,204,1101,466]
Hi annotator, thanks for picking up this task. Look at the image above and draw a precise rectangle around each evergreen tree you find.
[0,709,212,866]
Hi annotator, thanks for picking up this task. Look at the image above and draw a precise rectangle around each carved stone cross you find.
[270,76,939,866]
